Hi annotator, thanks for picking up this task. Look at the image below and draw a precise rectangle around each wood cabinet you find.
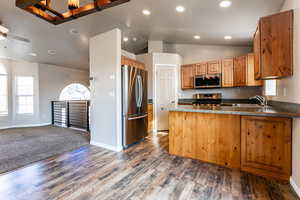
[181,64,195,89]
[207,60,221,74]
[195,62,207,75]
[234,55,247,87]
[247,54,263,86]
[169,112,241,168]
[253,27,262,80]
[222,59,234,88]
[121,56,145,69]
[147,104,153,133]
[255,10,293,79]
[241,116,292,181]
[181,54,263,89]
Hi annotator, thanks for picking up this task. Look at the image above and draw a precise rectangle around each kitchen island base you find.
[169,111,292,181]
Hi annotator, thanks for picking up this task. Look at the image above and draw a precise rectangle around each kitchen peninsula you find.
[167,104,300,181]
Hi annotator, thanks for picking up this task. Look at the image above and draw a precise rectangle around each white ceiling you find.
[0,0,284,70]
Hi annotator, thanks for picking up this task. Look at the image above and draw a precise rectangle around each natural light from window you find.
[264,80,277,96]
[0,65,8,116]
[59,83,90,101]
[16,76,34,114]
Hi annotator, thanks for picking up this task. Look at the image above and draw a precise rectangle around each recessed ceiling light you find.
[48,50,56,55]
[194,35,201,40]
[219,0,232,8]
[0,26,9,34]
[29,53,37,57]
[132,37,137,41]
[142,9,151,15]
[224,35,232,40]
[0,33,6,41]
[176,6,185,12]
[123,37,129,42]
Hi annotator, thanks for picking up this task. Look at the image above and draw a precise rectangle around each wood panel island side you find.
[168,108,294,181]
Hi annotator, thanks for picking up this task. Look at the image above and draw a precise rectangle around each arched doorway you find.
[59,83,90,101]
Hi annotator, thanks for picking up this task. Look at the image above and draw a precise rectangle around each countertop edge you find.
[165,108,300,118]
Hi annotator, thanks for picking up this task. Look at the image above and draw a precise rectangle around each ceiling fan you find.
[0,23,30,43]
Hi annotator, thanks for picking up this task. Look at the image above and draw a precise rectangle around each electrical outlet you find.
[283,88,287,97]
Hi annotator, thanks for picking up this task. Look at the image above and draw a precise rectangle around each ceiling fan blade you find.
[6,34,30,43]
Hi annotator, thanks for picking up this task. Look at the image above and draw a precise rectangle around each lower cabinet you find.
[147,104,153,133]
[241,116,292,180]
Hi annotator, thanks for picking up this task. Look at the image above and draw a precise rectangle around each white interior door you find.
[155,66,177,131]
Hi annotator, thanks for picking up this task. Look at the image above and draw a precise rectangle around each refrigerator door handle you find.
[135,76,139,107]
[140,77,143,107]
[128,114,148,120]
[136,75,142,108]
[139,75,143,107]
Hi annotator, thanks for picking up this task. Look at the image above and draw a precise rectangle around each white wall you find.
[90,29,123,151]
[271,0,300,195]
[39,64,89,124]
[148,40,164,53]
[164,43,252,65]
[11,60,40,126]
[136,53,153,98]
[0,58,89,129]
[0,59,39,128]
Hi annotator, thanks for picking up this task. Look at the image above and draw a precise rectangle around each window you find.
[16,76,34,114]
[59,83,90,101]
[264,80,277,96]
[0,65,8,115]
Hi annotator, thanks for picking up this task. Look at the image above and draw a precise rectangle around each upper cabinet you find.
[121,56,145,69]
[181,64,195,89]
[195,62,207,75]
[181,53,263,89]
[207,60,221,74]
[222,59,234,88]
[247,54,263,86]
[253,27,262,80]
[254,10,294,79]
[234,55,247,87]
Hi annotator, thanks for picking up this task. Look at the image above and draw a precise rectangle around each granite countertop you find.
[164,105,300,118]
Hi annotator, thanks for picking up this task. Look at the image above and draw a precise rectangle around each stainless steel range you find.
[192,93,222,107]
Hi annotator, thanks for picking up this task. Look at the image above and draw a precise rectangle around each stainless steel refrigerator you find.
[122,65,148,148]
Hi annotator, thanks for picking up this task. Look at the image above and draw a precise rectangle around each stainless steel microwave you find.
[194,74,222,89]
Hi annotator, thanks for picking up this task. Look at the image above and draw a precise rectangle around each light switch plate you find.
[109,91,115,97]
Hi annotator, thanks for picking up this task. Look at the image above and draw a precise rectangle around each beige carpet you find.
[0,125,89,174]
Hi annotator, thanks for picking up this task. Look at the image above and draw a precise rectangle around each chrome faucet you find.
[249,95,268,107]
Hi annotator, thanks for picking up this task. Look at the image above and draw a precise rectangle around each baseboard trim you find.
[0,123,52,130]
[90,140,123,152]
[290,177,300,198]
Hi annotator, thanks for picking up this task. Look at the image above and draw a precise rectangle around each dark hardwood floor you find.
[0,133,298,200]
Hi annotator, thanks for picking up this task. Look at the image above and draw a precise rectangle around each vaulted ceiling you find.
[0,0,284,70]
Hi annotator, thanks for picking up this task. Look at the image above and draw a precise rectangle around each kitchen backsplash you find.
[178,86,262,99]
